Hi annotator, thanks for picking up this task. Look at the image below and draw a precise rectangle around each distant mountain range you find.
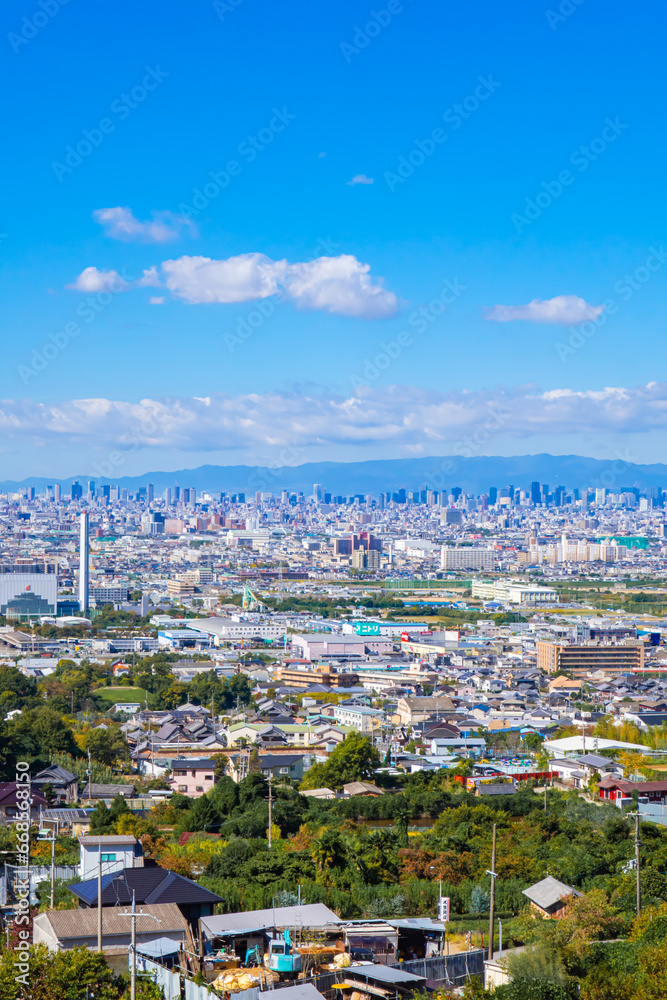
[2,453,667,496]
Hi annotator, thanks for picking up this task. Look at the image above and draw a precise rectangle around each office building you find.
[0,573,58,619]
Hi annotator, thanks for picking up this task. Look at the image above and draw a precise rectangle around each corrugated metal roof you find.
[387,919,446,932]
[79,835,138,846]
[201,904,342,938]
[260,985,325,1000]
[346,964,425,983]
[35,902,187,939]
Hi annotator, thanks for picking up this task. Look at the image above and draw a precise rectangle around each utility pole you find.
[97,843,103,952]
[634,812,641,917]
[38,828,57,910]
[49,832,55,910]
[131,891,136,1000]
[120,892,160,1000]
[268,772,273,849]
[487,824,497,961]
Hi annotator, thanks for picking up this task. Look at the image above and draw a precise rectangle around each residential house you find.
[169,758,218,797]
[32,765,78,804]
[333,704,383,733]
[597,777,667,805]
[257,753,308,783]
[33,902,187,971]
[79,835,143,878]
[82,783,137,803]
[0,782,46,821]
[396,696,456,726]
[67,864,224,926]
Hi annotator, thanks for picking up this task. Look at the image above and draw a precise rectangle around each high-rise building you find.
[87,481,96,498]
[54,484,61,502]
[530,481,541,504]
[313,483,325,501]
[71,481,83,501]
[147,483,154,503]
[164,487,172,504]
[78,511,89,613]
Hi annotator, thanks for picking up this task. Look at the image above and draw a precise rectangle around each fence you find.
[138,950,486,1000]
[268,951,486,994]
[638,802,667,827]
[396,950,485,986]
[5,864,79,892]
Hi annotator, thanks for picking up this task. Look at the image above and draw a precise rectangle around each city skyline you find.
[2,1,667,478]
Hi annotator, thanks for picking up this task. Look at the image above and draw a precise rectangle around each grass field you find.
[93,687,150,703]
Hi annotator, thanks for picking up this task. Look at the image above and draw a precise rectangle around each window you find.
[195,785,204,792]
[101,853,116,863]
[280,767,289,774]
[178,784,187,792]
[205,774,213,780]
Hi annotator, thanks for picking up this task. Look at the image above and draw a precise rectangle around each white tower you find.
[79,511,89,613]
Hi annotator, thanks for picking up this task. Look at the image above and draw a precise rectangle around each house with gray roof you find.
[522,875,582,918]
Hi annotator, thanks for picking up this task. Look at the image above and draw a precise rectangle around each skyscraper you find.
[79,511,89,613]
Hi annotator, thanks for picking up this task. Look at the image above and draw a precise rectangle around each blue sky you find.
[2,0,667,478]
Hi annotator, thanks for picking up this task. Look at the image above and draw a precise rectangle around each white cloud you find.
[161,253,283,305]
[347,174,374,185]
[283,255,396,318]
[484,295,604,325]
[149,296,165,305]
[93,206,195,243]
[66,267,129,293]
[160,252,397,318]
[2,382,666,454]
[137,266,162,287]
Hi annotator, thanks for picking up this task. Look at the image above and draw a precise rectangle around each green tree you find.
[84,727,131,768]
[300,732,381,790]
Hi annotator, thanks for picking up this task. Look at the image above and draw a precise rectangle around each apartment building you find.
[536,640,645,676]
[441,547,495,571]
